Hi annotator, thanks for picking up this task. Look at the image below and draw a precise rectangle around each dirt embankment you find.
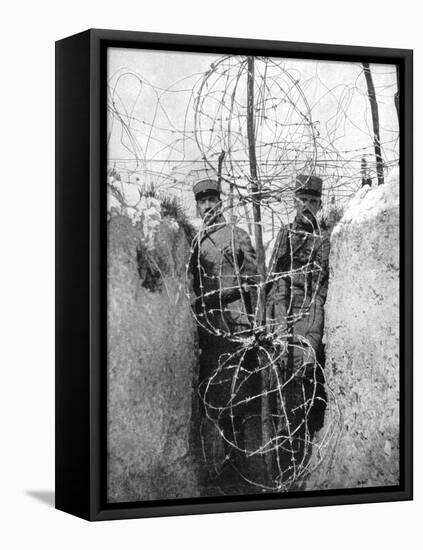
[307,170,400,490]
[107,213,199,502]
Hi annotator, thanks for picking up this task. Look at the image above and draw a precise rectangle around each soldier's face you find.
[197,194,221,221]
[294,193,321,224]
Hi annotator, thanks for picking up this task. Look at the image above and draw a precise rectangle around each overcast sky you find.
[107,47,398,220]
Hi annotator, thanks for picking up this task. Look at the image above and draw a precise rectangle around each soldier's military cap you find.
[193,178,221,199]
[294,174,323,197]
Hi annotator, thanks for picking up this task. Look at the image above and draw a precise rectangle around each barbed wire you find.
[184,205,338,490]
[107,53,398,492]
[107,57,398,206]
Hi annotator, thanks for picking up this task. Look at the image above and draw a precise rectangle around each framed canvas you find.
[55,28,413,521]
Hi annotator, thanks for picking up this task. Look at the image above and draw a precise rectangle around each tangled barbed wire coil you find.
[186,198,340,491]
[107,51,398,492]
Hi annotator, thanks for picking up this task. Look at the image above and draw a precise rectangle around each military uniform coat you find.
[190,215,259,424]
[265,219,330,447]
[191,215,257,339]
[266,219,330,352]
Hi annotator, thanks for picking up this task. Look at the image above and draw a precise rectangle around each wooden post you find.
[247,58,267,295]
[246,56,272,482]
[362,62,384,185]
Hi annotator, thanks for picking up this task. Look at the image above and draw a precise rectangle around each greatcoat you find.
[191,214,257,339]
[266,217,330,448]
[190,214,259,474]
[266,218,330,352]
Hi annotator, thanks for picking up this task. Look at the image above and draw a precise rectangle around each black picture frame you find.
[55,28,413,521]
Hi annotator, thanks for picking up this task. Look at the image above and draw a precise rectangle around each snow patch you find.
[334,166,399,233]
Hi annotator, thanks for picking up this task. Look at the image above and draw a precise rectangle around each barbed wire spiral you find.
[107,53,399,492]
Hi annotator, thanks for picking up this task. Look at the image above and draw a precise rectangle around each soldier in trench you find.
[189,178,260,492]
[266,174,330,483]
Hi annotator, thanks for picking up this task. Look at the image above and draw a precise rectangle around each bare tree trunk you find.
[362,62,384,185]
[395,64,400,125]
[246,56,272,482]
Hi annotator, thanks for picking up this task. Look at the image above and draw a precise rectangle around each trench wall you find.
[307,171,400,489]
[107,214,199,502]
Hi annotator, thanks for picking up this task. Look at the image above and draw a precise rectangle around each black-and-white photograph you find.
[106,47,400,502]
